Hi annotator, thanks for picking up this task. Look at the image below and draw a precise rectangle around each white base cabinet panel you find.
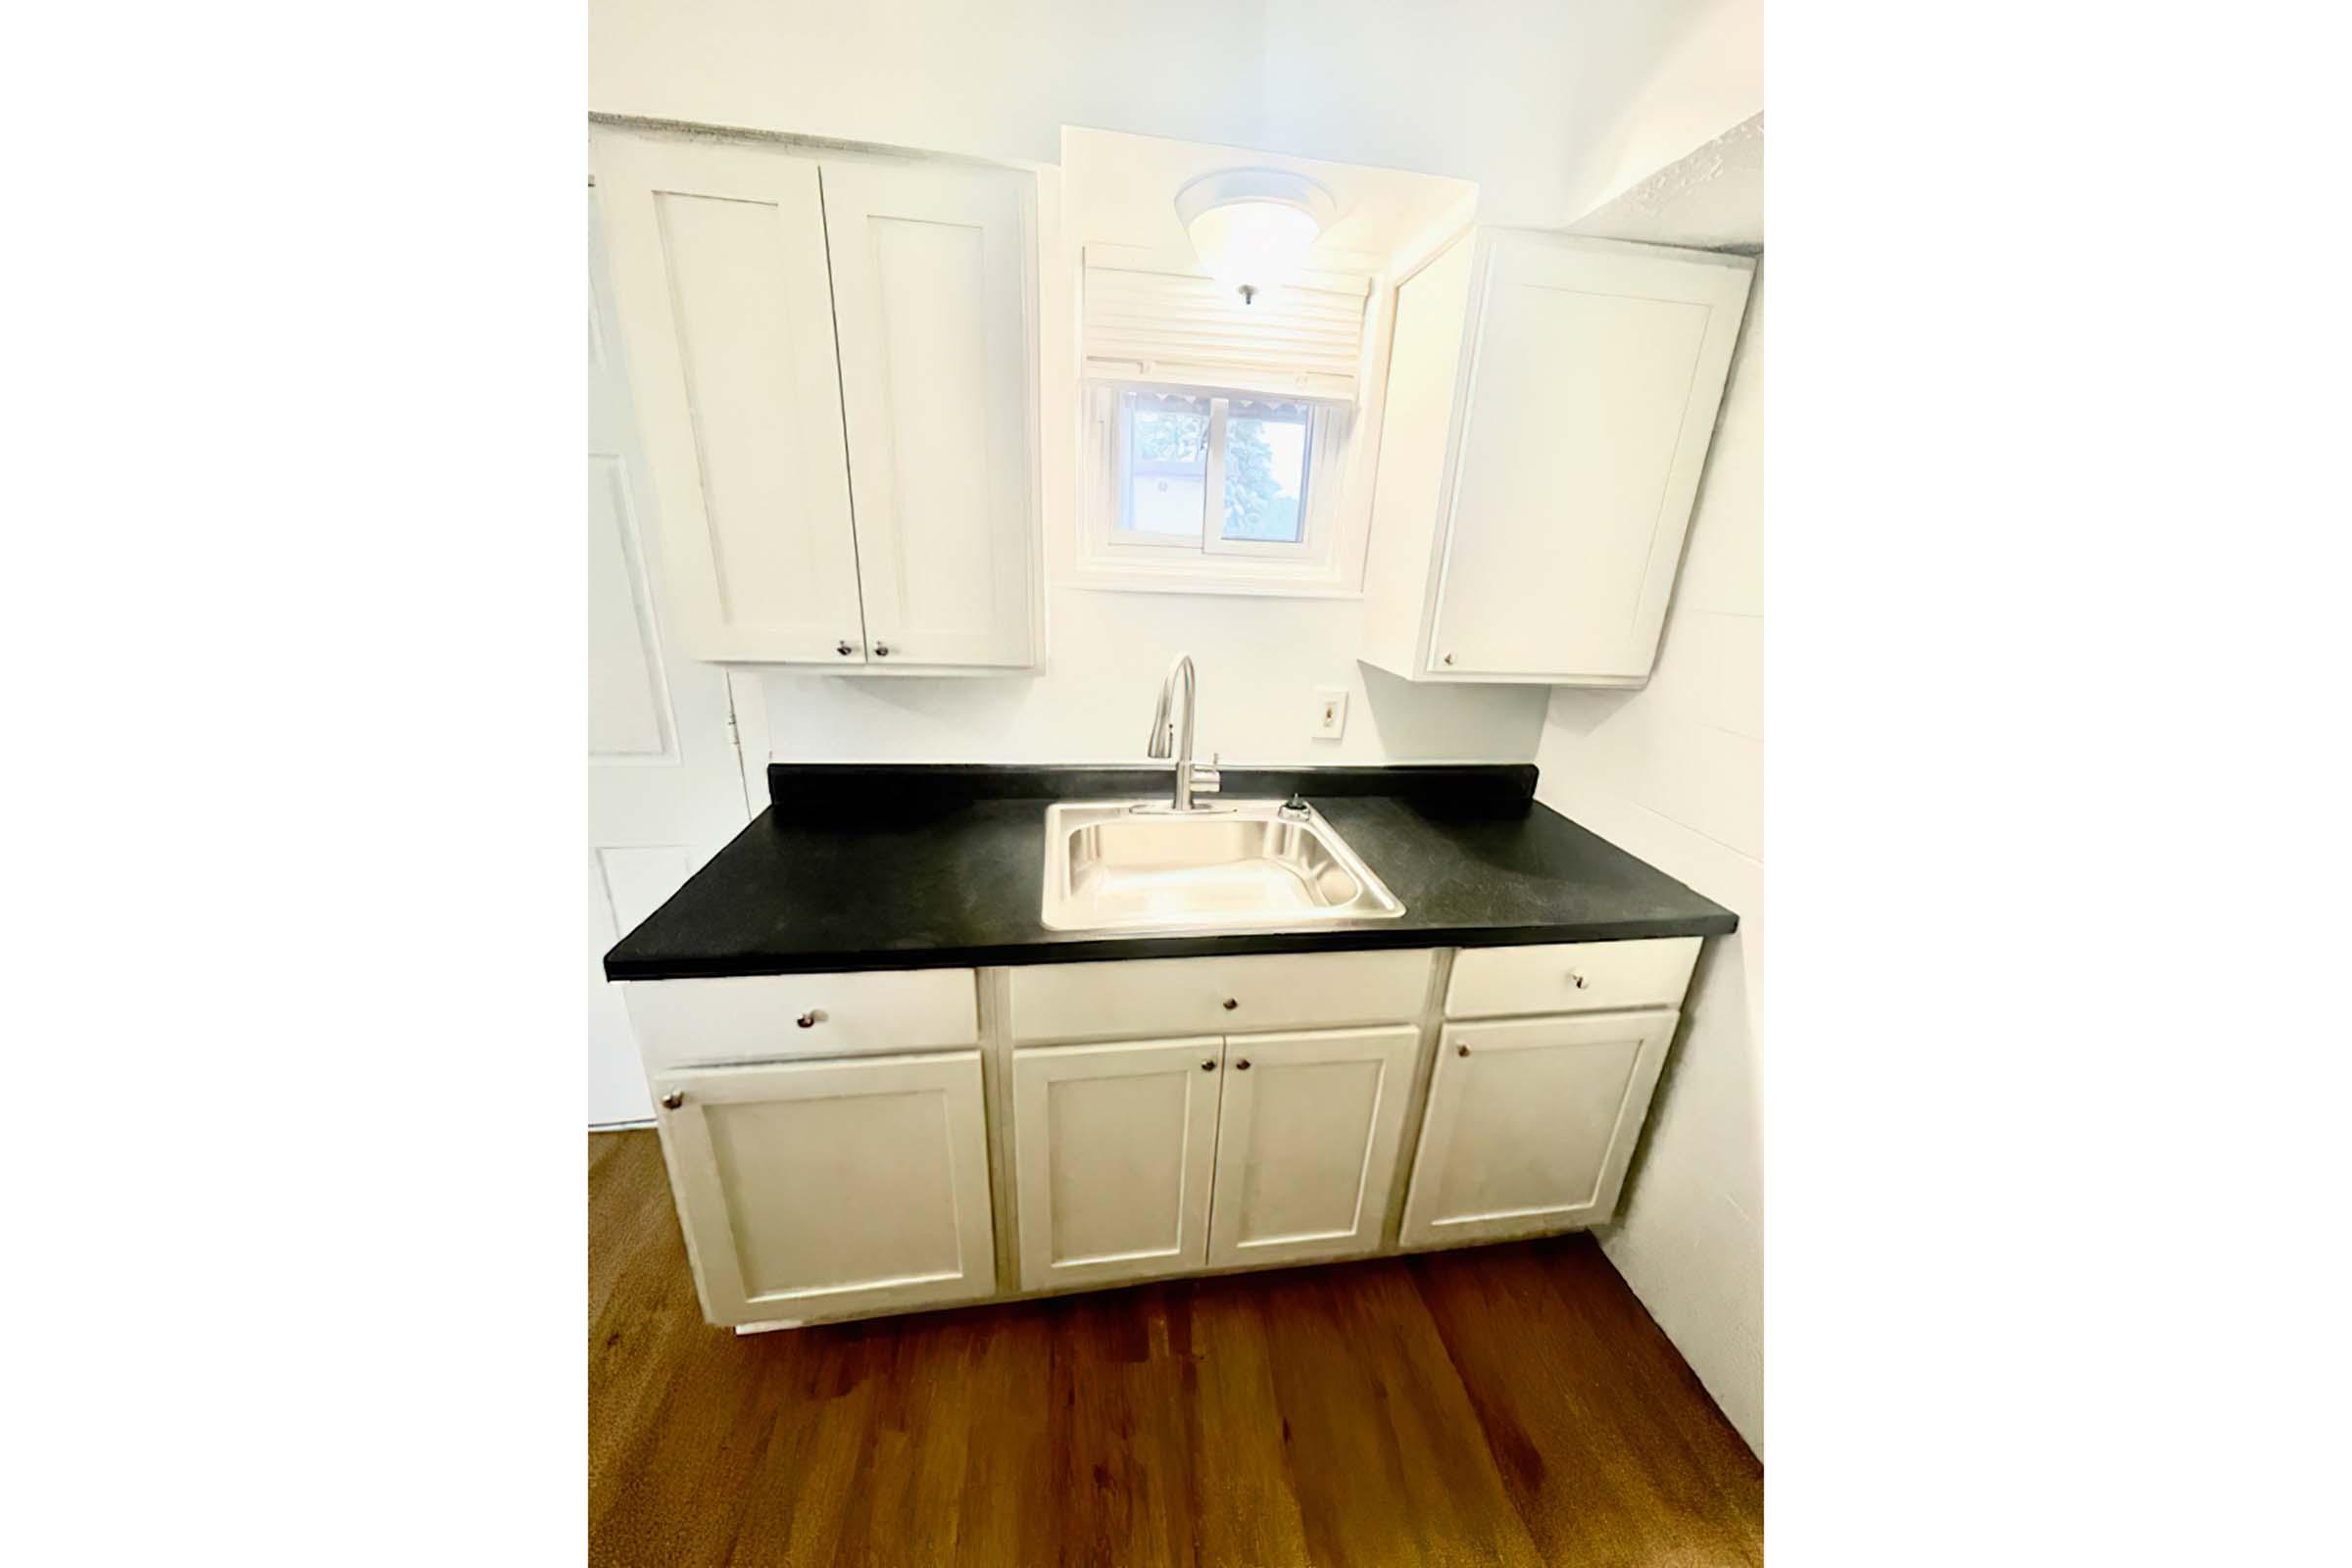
[1205,1025,1420,1269]
[1009,948,1433,1044]
[622,944,1705,1331]
[1010,1036,1224,1292]
[653,1051,996,1327]
[1398,1007,1678,1249]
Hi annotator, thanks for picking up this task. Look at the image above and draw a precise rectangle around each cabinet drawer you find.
[621,969,978,1070]
[1446,937,1700,1019]
[1009,949,1436,1044]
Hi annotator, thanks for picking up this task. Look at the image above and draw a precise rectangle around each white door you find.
[1010,1037,1223,1292]
[1430,233,1751,680]
[591,128,868,664]
[1205,1025,1420,1269]
[821,160,1037,668]
[1399,1007,1679,1248]
[588,193,754,1127]
[653,1052,997,1327]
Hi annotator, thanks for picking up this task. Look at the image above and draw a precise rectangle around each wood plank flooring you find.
[590,1129,1762,1566]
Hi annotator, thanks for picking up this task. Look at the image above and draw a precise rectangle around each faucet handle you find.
[1190,753,1221,798]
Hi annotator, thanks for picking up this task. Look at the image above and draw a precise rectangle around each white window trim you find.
[1073,381,1370,598]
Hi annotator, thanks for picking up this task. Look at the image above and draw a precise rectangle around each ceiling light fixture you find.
[1175,169,1338,306]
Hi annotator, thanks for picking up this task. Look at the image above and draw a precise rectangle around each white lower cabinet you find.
[1009,1035,1225,1292]
[627,945,1701,1330]
[1399,1007,1679,1248]
[653,1051,996,1327]
[1010,1024,1423,1292]
[1205,1026,1420,1269]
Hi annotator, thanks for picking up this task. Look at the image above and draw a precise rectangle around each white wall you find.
[1255,0,1761,224]
[590,0,1760,769]
[1534,122,1764,1452]
[760,593,1544,762]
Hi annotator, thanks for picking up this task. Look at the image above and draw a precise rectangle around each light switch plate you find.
[1311,687,1348,741]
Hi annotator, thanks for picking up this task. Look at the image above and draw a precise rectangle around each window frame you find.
[1084,380,1357,596]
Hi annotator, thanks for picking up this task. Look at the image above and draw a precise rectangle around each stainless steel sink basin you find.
[1040,799,1406,933]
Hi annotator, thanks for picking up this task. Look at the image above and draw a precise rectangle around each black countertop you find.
[604,764,1737,981]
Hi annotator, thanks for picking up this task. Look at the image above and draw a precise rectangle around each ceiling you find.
[1572,114,1762,253]
[1061,125,1480,277]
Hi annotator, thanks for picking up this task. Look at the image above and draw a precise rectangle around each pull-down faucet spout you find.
[1143,654,1222,812]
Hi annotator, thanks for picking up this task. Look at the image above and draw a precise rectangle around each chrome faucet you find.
[1142,654,1224,812]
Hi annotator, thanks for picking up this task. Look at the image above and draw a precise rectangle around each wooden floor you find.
[591,1129,1761,1566]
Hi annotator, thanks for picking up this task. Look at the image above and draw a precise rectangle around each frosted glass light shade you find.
[1175,170,1338,301]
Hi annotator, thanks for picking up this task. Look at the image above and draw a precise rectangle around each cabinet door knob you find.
[1443,652,1456,665]
[1568,971,1589,990]
[1200,1057,1217,1071]
[797,1009,822,1028]
[1221,997,1239,1010]
[836,640,856,657]
[873,643,892,658]
[1456,1043,1470,1057]
[1234,1057,1251,1071]
[661,1091,684,1109]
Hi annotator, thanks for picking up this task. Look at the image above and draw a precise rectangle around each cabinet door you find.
[1205,1025,1420,1269]
[1399,1008,1677,1248]
[821,161,1037,667]
[1010,1037,1223,1292]
[653,1051,995,1326]
[1429,233,1751,681]
[591,130,866,663]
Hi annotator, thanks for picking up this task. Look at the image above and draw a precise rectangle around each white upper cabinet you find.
[591,125,1040,670]
[822,162,1038,667]
[591,133,861,663]
[1359,229,1753,686]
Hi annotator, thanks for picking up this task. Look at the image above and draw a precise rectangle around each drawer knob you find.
[1234,1057,1251,1071]
[836,640,856,657]
[1456,1043,1470,1057]
[1200,1057,1217,1071]
[874,643,892,658]
[1221,998,1239,1010]
[797,1009,824,1028]
[660,1091,684,1109]
[1568,972,1589,990]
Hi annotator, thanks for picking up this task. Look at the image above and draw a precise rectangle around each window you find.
[1075,246,1373,595]
[1086,383,1356,591]
[1114,389,1320,556]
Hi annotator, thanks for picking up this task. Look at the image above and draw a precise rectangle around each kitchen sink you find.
[1040,799,1406,933]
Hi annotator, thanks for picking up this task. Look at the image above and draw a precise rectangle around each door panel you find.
[654,1053,996,1326]
[822,160,1035,666]
[1010,1037,1222,1291]
[593,130,864,662]
[586,194,753,1127]
[1400,1007,1678,1247]
[1431,234,1750,679]
[1206,1026,1420,1268]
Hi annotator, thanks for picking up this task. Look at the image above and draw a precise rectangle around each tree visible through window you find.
[1223,401,1309,543]
[1114,389,1313,552]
